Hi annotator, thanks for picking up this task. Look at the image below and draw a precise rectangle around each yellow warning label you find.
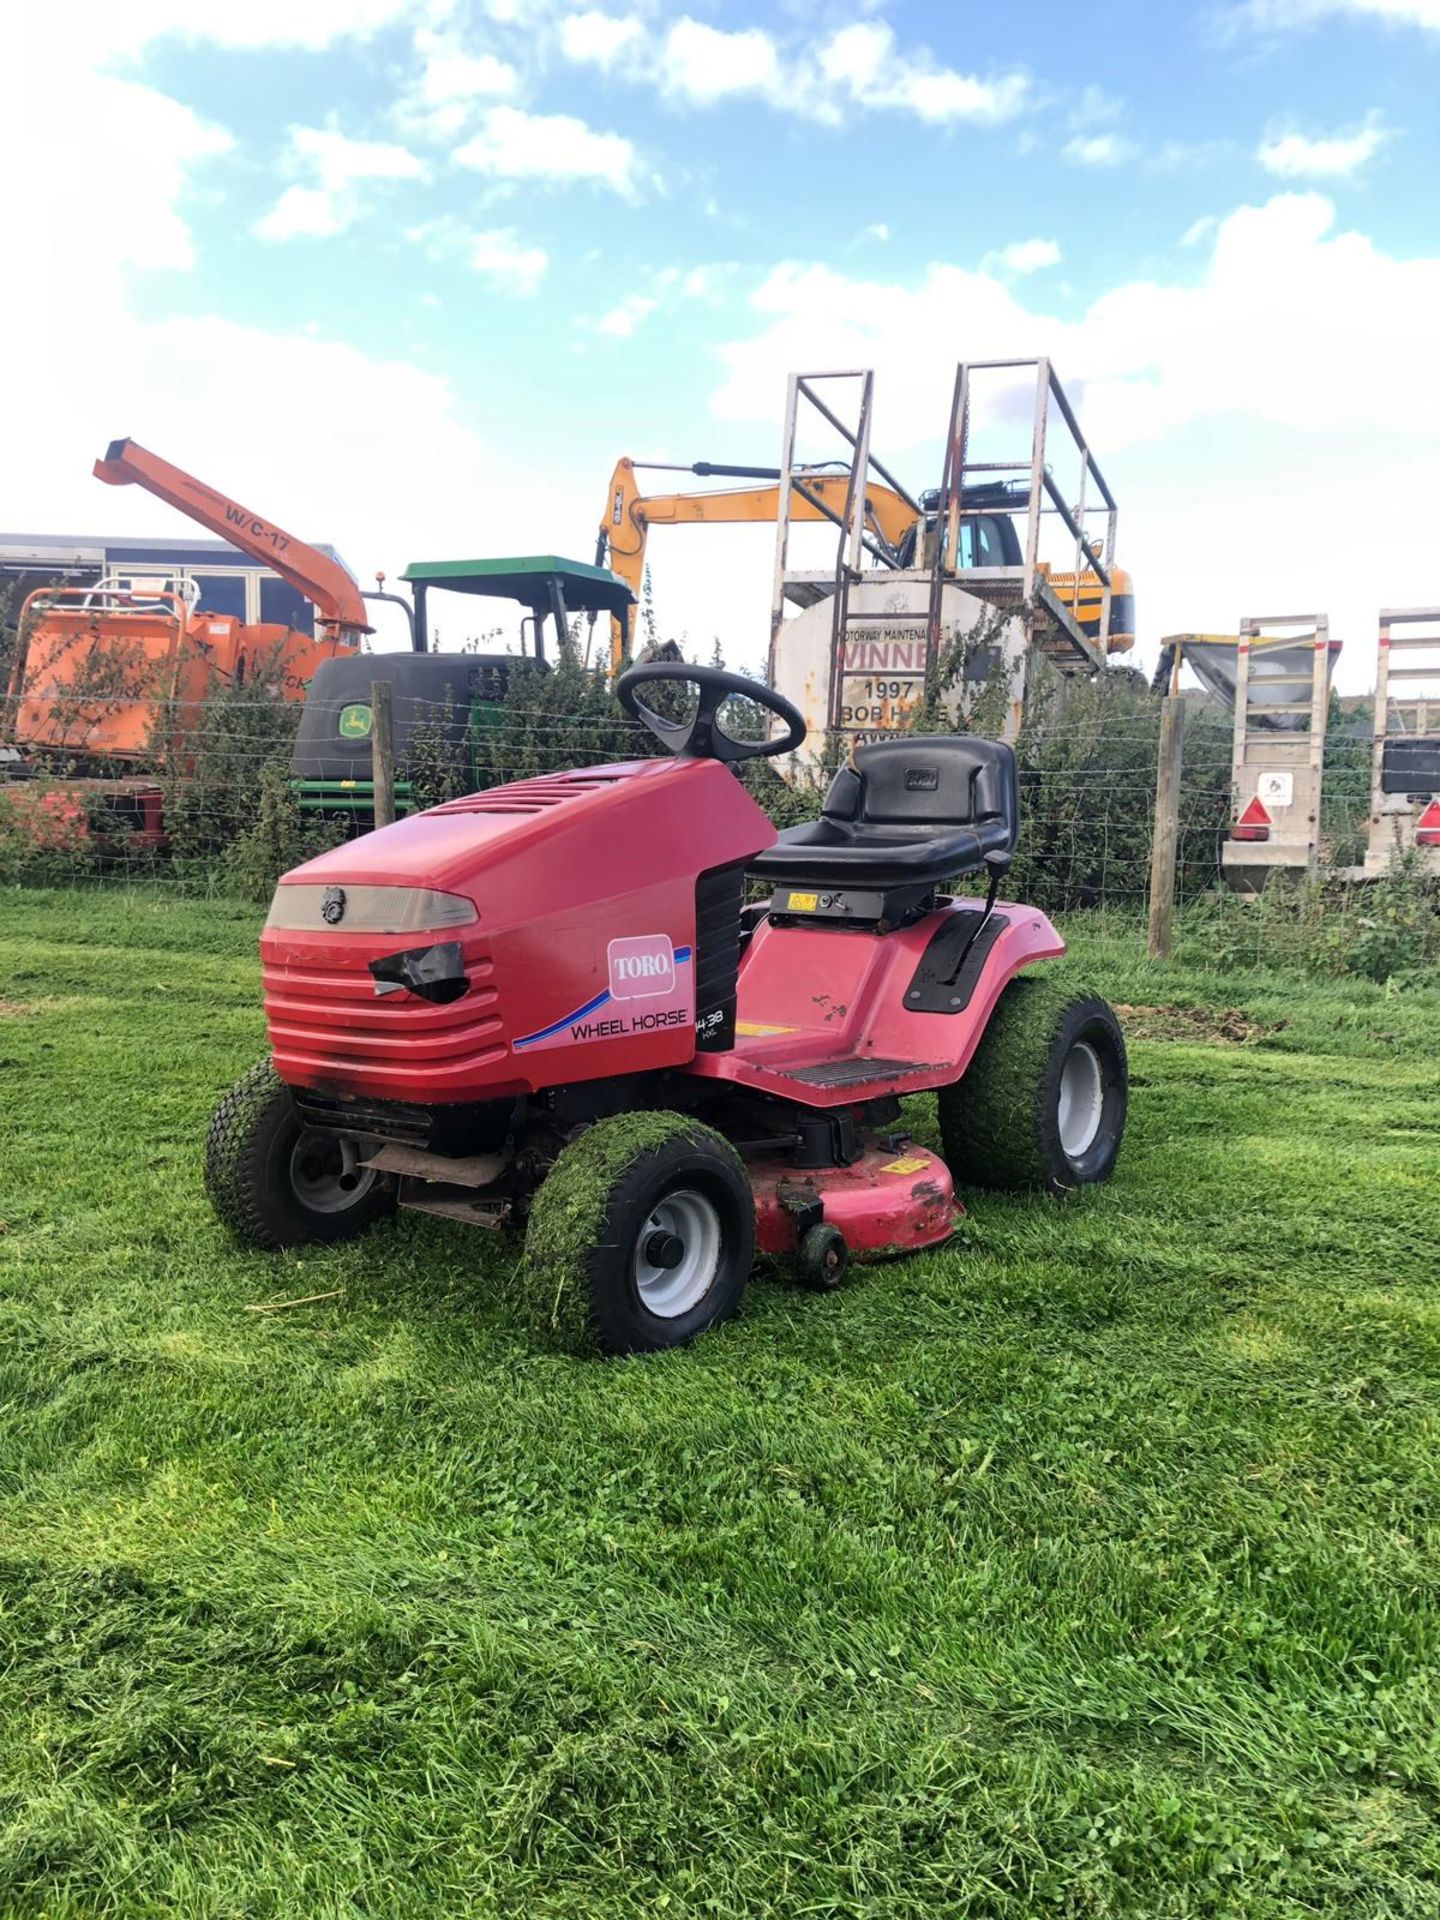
[786,891,819,912]
[735,1020,798,1037]
[881,1156,929,1175]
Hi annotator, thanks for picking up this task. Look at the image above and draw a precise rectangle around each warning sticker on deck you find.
[881,1156,929,1175]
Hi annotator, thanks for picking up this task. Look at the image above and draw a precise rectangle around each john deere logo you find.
[338,703,373,740]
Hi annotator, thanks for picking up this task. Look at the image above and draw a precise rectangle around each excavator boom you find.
[599,455,921,672]
[93,438,370,638]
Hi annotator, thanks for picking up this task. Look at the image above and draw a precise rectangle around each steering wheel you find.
[616,662,807,763]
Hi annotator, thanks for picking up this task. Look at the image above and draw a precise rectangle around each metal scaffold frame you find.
[938,359,1118,630]
[765,360,1121,748]
[766,369,923,726]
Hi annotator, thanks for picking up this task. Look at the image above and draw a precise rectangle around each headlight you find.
[265,884,478,933]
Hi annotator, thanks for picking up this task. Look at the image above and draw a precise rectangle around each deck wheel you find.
[798,1222,849,1291]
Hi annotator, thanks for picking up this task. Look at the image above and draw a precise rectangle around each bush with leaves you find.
[470,643,657,787]
[158,661,309,877]
[0,578,21,714]
[1178,846,1440,986]
[221,762,349,903]
[1320,692,1373,870]
[405,690,474,811]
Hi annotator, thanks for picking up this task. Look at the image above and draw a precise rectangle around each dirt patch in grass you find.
[1115,1002,1283,1045]
[0,999,37,1018]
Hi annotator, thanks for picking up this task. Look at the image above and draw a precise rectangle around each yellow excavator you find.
[596,455,1135,675]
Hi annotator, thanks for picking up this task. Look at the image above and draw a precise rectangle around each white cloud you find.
[701,192,1440,690]
[1180,213,1219,246]
[421,49,516,104]
[660,18,784,103]
[597,294,660,337]
[1257,115,1387,178]
[560,8,645,66]
[36,0,416,62]
[453,105,640,196]
[398,28,518,138]
[1063,132,1138,166]
[817,21,1028,124]
[718,192,1440,448]
[10,304,585,652]
[6,27,587,659]
[585,261,735,338]
[7,70,233,276]
[407,216,548,293]
[254,125,425,242]
[988,237,1062,275]
[556,9,1028,127]
[864,222,890,243]
[1070,84,1124,127]
[467,228,549,294]
[658,261,736,299]
[256,187,346,242]
[1238,0,1440,29]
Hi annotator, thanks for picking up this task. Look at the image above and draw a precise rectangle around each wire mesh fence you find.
[2,658,1435,983]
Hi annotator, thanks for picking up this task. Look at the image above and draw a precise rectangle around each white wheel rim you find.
[1058,1041,1105,1159]
[633,1188,722,1319]
[289,1130,377,1214]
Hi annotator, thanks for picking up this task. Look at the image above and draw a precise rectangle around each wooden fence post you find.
[1147,690,1185,958]
[370,679,396,830]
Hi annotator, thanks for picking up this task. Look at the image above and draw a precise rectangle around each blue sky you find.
[10,0,1440,684]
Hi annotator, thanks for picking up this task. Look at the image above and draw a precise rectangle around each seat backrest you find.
[822,735,1019,847]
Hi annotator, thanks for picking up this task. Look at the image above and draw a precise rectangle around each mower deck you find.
[749,1141,957,1257]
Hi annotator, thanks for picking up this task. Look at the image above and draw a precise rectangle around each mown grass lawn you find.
[1,885,1438,1919]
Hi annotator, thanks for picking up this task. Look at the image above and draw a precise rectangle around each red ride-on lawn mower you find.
[206,664,1127,1354]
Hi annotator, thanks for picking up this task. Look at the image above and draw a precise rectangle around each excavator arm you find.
[598,456,921,673]
[93,438,370,640]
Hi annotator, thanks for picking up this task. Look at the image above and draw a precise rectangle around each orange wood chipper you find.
[6,439,370,773]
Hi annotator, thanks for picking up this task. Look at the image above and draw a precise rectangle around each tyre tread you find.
[204,1059,292,1251]
[524,1112,753,1355]
[939,976,1125,1195]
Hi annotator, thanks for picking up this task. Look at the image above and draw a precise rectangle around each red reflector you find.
[1417,800,1440,847]
[1231,796,1271,843]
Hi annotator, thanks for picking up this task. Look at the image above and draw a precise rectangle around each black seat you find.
[751,736,1019,890]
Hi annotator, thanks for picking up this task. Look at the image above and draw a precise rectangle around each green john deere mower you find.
[290,555,635,822]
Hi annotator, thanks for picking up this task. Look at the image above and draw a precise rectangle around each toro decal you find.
[513,937,693,1051]
[607,934,675,999]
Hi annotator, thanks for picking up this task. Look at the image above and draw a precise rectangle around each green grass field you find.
[2,886,1438,1918]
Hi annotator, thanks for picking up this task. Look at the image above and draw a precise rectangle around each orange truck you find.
[7,439,369,770]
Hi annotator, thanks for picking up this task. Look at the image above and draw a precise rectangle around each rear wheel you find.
[524,1114,754,1355]
[204,1059,394,1250]
[938,978,1127,1196]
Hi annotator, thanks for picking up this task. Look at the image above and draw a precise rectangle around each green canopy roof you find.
[401,554,634,614]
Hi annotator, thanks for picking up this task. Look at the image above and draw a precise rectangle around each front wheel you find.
[524,1113,754,1355]
[204,1059,394,1250]
[939,979,1127,1196]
